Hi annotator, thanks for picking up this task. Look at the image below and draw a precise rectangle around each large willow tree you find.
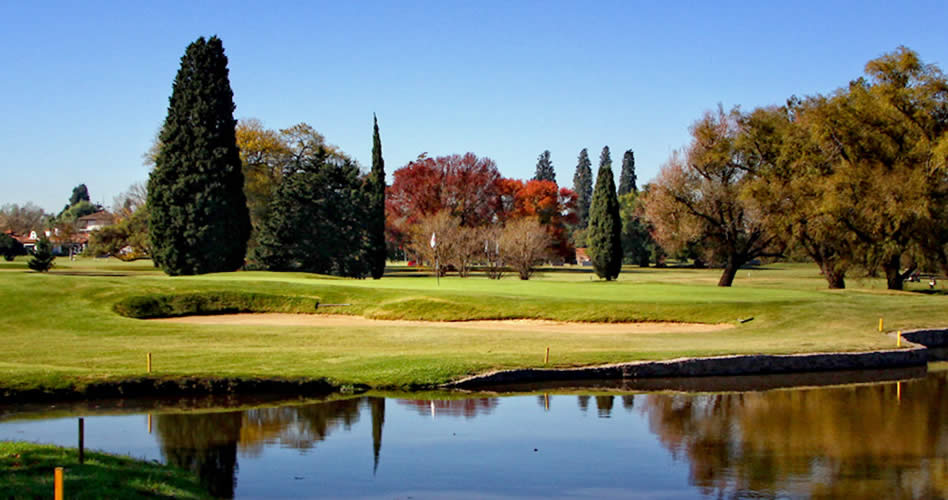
[645,107,782,287]
[148,36,250,275]
[807,47,948,289]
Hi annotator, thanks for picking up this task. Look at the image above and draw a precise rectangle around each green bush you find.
[27,236,55,272]
[0,233,25,261]
[113,291,320,319]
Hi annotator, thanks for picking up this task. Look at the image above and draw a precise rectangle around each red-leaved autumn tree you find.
[501,179,578,261]
[387,153,503,250]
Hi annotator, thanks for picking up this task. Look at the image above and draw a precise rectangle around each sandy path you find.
[153,313,732,334]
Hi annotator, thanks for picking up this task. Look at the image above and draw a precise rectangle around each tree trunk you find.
[717,259,739,287]
[882,255,915,290]
[824,267,846,289]
[817,260,846,289]
[884,264,904,291]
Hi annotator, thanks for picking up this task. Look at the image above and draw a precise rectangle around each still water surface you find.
[2,368,947,499]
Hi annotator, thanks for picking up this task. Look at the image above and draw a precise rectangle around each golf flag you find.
[430,232,437,248]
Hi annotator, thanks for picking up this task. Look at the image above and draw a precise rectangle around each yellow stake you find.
[544,347,550,365]
[879,318,884,332]
[146,352,152,373]
[898,330,902,348]
[54,467,63,500]
[897,381,902,403]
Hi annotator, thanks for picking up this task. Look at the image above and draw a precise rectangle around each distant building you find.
[575,247,592,266]
[12,211,111,255]
[76,211,115,232]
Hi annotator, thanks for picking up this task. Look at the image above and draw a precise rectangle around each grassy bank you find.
[1,257,946,394]
[0,441,209,499]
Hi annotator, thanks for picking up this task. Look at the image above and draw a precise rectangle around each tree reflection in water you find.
[639,375,948,499]
[155,397,379,498]
[146,374,948,499]
[156,411,242,498]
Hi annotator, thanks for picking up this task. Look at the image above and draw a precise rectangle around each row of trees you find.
[145,36,387,278]
[385,144,633,280]
[644,47,948,288]
[46,35,644,281]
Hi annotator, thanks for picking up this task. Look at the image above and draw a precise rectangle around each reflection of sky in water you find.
[1,371,946,499]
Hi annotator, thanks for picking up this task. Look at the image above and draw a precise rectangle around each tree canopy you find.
[618,149,637,195]
[147,36,250,276]
[572,148,593,229]
[254,153,370,277]
[533,150,556,183]
[587,146,622,280]
[366,114,387,279]
[645,107,782,287]
[386,153,503,251]
[69,184,90,207]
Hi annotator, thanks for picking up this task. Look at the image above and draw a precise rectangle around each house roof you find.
[575,247,590,261]
[77,211,114,222]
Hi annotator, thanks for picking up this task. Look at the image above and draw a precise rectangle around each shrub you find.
[0,233,25,261]
[27,236,55,272]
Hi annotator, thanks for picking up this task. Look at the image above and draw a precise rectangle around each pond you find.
[2,366,947,499]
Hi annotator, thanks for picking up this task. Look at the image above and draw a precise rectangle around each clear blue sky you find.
[2,1,946,212]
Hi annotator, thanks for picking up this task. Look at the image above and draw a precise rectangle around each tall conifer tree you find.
[533,150,556,183]
[367,114,387,279]
[147,36,250,275]
[572,148,593,228]
[587,146,622,280]
[618,149,637,195]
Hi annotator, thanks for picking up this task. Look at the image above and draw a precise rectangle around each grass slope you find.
[0,441,209,499]
[0,257,946,391]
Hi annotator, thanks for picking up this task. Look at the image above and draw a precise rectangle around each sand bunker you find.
[153,313,732,334]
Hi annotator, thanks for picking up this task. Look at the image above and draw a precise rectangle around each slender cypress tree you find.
[367,114,387,279]
[617,149,637,195]
[533,150,556,183]
[572,148,593,228]
[147,36,250,276]
[587,146,622,280]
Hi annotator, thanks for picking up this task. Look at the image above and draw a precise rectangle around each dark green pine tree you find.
[617,149,637,195]
[254,152,370,278]
[533,150,556,183]
[147,36,250,276]
[366,114,387,279]
[572,148,593,228]
[28,236,55,272]
[69,184,90,206]
[587,146,622,280]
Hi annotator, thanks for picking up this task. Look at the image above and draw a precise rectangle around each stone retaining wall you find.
[901,328,948,348]
[447,327,948,389]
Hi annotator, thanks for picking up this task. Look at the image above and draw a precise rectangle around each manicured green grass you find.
[0,257,946,392]
[0,441,210,499]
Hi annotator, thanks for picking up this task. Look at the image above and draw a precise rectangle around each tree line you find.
[644,47,948,289]
[19,38,937,289]
[384,142,641,280]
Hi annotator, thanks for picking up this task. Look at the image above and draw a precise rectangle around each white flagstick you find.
[430,232,439,286]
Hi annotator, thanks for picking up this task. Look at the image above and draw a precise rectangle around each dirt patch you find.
[152,313,732,334]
